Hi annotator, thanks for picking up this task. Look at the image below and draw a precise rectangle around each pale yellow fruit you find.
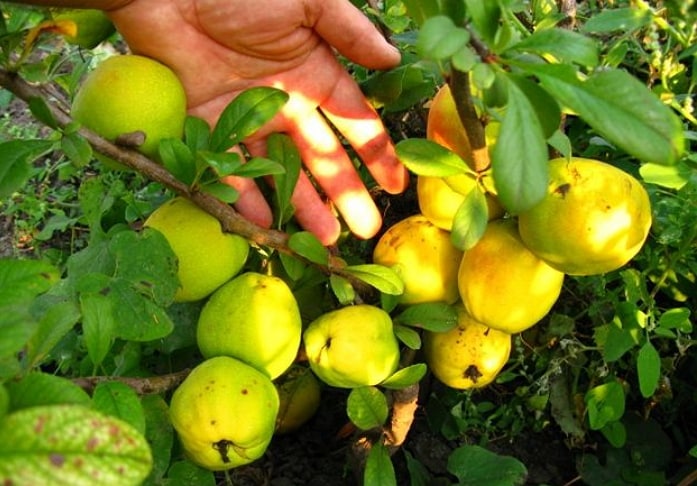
[373,214,463,304]
[144,197,249,302]
[458,219,564,334]
[518,157,652,276]
[423,304,511,389]
[197,272,302,379]
[303,305,400,388]
[169,356,279,471]
[274,364,322,434]
[417,175,505,231]
[71,54,186,167]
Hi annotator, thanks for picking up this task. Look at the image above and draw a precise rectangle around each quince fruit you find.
[144,197,249,302]
[373,214,463,304]
[169,356,279,471]
[423,304,511,389]
[303,305,400,388]
[458,219,564,334]
[518,157,652,276]
[197,272,302,379]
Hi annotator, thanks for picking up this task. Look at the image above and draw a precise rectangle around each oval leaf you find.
[288,231,329,266]
[395,138,472,177]
[447,445,527,485]
[0,404,152,485]
[394,302,458,332]
[343,264,405,296]
[637,341,661,398]
[450,188,489,250]
[92,382,146,435]
[346,386,389,431]
[7,372,91,411]
[394,324,422,350]
[364,441,397,486]
[381,364,428,390]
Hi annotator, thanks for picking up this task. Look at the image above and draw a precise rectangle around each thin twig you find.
[73,368,192,395]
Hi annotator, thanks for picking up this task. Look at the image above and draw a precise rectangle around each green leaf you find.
[585,381,625,430]
[526,64,684,165]
[288,231,329,265]
[640,161,692,190]
[361,64,435,112]
[268,133,301,226]
[347,386,389,430]
[28,96,58,129]
[657,307,692,333]
[0,405,152,485]
[210,86,289,152]
[394,324,422,350]
[80,290,115,368]
[61,131,93,167]
[24,296,80,369]
[402,0,464,26]
[7,373,91,411]
[450,188,488,250]
[507,27,598,67]
[0,139,54,199]
[343,264,405,296]
[600,420,627,448]
[233,156,285,178]
[416,16,470,62]
[394,302,458,332]
[141,395,174,484]
[381,364,427,389]
[507,74,561,139]
[447,444,528,485]
[395,138,471,177]
[329,274,356,305]
[364,441,397,486]
[491,74,549,213]
[165,460,216,486]
[159,137,196,185]
[199,181,239,203]
[279,252,306,281]
[464,0,501,46]
[92,382,146,435]
[198,150,243,177]
[183,115,211,152]
[580,7,653,34]
[637,341,661,398]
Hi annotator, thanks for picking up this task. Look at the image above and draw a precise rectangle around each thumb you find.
[308,0,400,70]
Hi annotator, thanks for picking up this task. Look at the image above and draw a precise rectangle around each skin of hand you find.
[17,0,410,245]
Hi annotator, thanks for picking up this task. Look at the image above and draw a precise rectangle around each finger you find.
[284,106,383,239]
[245,139,342,245]
[220,174,274,229]
[320,71,409,195]
[307,0,401,70]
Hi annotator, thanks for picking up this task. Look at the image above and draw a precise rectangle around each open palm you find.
[106,0,408,244]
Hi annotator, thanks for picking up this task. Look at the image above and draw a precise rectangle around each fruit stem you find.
[448,68,490,173]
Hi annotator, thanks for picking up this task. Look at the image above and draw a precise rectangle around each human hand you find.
[105,0,409,245]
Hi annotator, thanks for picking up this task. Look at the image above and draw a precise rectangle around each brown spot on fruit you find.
[464,365,483,383]
[553,183,571,198]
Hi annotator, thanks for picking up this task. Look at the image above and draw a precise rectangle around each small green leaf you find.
[640,161,692,190]
[233,156,285,178]
[7,373,91,411]
[416,16,470,62]
[279,252,306,281]
[343,264,404,296]
[0,405,152,485]
[329,274,356,305]
[80,290,115,368]
[159,138,196,185]
[491,74,549,213]
[92,382,146,435]
[394,324,422,350]
[347,386,389,430]
[584,381,625,430]
[183,115,211,152]
[364,441,397,486]
[199,181,239,203]
[464,0,501,46]
[165,460,216,486]
[507,27,599,67]
[600,420,627,448]
[658,307,692,332]
[381,364,428,389]
[198,151,242,177]
[0,139,55,199]
[447,445,527,485]
[210,86,289,152]
[450,188,488,250]
[637,341,661,398]
[141,395,174,483]
[61,131,93,167]
[288,231,329,265]
[28,96,58,128]
[268,133,301,226]
[580,7,653,34]
[394,302,458,332]
[395,138,471,177]
[24,296,80,369]
[361,64,434,112]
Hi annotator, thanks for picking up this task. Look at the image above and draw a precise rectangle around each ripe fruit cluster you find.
[376,83,653,391]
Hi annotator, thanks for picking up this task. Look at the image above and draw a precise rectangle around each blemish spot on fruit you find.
[4,478,15,486]
[49,453,65,467]
[210,420,217,425]
[241,389,248,395]
[463,364,483,383]
[213,439,234,463]
[553,183,571,198]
